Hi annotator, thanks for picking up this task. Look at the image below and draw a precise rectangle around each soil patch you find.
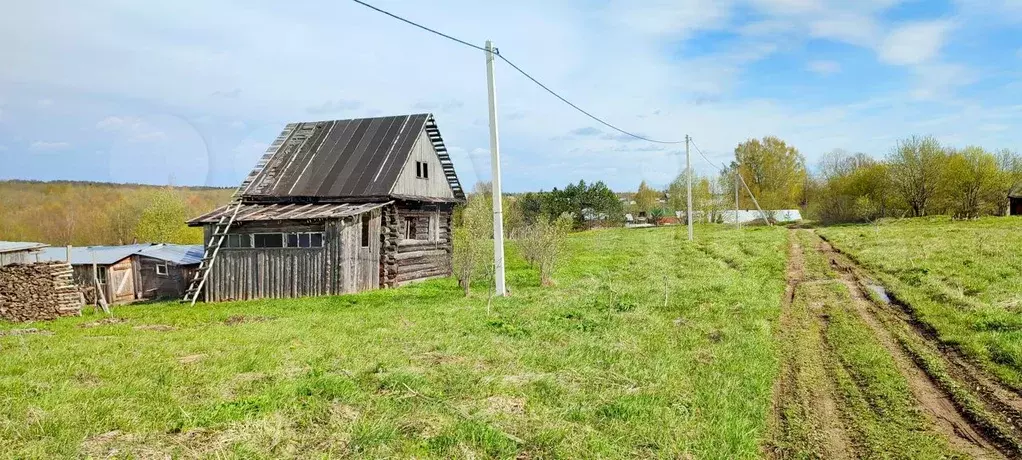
[133,324,177,332]
[223,315,275,326]
[0,328,54,336]
[79,317,127,328]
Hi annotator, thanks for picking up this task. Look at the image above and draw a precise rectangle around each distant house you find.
[37,244,202,303]
[186,113,465,302]
[1010,191,1022,216]
[0,241,49,266]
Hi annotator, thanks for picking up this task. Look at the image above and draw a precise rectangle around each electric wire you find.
[351,0,684,145]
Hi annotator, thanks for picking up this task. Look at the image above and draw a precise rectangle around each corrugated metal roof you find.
[136,244,203,265]
[0,241,49,254]
[36,243,204,266]
[188,201,391,225]
[37,244,151,265]
[240,114,463,201]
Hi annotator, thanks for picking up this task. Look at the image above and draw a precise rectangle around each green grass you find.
[1,225,787,459]
[817,217,1022,389]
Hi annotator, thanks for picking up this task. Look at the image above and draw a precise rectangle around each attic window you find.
[416,161,429,179]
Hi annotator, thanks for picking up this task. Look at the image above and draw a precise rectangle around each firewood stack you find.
[0,262,83,322]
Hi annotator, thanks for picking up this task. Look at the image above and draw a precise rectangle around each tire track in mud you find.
[768,233,855,459]
[817,232,1022,457]
[813,231,1018,459]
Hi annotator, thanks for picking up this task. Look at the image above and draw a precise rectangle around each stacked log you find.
[0,262,83,322]
[380,205,400,288]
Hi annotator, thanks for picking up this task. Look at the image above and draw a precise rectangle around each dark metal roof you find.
[241,113,464,201]
[188,202,391,225]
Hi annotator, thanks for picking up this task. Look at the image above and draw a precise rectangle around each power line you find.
[350,0,684,145]
[351,0,487,52]
[688,138,730,172]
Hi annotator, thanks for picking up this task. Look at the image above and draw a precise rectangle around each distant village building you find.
[187,114,464,302]
[1010,191,1022,216]
[37,244,202,303]
[0,241,49,266]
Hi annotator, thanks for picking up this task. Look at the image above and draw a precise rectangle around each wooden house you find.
[186,113,465,302]
[37,244,202,302]
[0,241,49,266]
[1010,191,1022,216]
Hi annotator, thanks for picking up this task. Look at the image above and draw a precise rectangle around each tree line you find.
[0,181,230,246]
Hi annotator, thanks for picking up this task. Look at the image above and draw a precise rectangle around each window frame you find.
[253,233,285,248]
[223,233,251,249]
[361,214,371,247]
[404,216,417,240]
[96,267,108,284]
[155,263,169,276]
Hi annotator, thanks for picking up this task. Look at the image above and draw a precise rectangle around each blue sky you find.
[0,0,1020,192]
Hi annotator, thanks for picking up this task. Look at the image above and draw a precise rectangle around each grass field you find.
[0,225,788,459]
[817,217,1022,390]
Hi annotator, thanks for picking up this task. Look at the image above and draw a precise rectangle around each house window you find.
[404,216,417,239]
[155,263,168,276]
[285,232,324,248]
[253,233,285,248]
[224,234,250,248]
[96,267,108,284]
[361,214,371,247]
[416,161,429,179]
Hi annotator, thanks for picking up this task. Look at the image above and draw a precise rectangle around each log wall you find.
[0,262,82,322]
[390,202,454,286]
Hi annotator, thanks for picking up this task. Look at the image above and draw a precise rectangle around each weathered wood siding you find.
[391,202,453,286]
[133,255,191,300]
[203,210,382,301]
[389,129,456,199]
[0,250,40,266]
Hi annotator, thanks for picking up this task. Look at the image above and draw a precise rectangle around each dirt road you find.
[768,229,1020,459]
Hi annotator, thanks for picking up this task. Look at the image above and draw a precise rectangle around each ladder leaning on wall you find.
[182,124,302,305]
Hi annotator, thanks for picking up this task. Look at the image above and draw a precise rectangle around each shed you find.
[1010,191,1022,216]
[37,244,202,302]
[0,241,49,266]
[187,113,464,302]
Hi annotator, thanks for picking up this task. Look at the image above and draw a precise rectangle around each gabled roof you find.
[188,202,391,225]
[241,113,464,202]
[0,241,48,254]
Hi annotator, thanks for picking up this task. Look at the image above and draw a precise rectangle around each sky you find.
[0,0,1020,192]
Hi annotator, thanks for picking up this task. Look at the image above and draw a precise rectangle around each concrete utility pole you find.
[485,40,507,297]
[686,135,693,241]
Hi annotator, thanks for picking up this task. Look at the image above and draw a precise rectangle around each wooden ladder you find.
[182,123,300,304]
[425,116,465,200]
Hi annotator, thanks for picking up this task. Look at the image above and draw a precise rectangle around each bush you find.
[514,213,573,286]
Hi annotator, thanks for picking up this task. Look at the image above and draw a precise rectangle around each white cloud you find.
[96,115,168,141]
[809,14,881,47]
[909,63,976,100]
[878,20,955,65]
[0,145,8,151]
[96,115,131,130]
[30,141,70,150]
[36,98,53,108]
[807,60,841,75]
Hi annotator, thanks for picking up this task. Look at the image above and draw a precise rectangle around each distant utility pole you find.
[686,135,693,241]
[734,168,740,230]
[485,40,507,297]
